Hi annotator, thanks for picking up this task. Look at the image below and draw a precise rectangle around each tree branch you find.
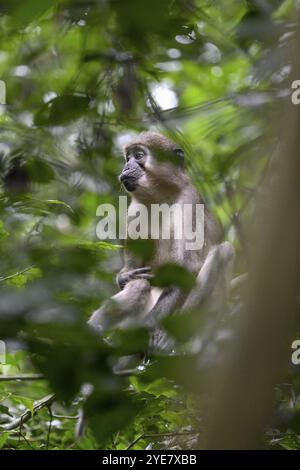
[126,430,199,450]
[0,375,45,382]
[0,266,35,283]
[0,394,55,431]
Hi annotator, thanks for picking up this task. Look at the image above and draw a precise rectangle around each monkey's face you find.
[119,145,147,192]
[120,133,184,196]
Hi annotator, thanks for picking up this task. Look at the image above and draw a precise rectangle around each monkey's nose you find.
[119,171,134,184]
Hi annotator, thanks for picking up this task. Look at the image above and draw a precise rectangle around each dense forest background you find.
[0,0,299,450]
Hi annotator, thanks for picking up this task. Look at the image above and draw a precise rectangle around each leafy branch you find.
[0,394,55,431]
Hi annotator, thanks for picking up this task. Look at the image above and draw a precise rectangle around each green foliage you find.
[0,0,298,451]
[152,264,196,292]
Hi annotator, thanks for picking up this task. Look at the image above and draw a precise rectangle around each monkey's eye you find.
[134,150,145,160]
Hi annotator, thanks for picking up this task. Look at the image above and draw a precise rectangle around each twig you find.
[126,433,144,450]
[52,414,79,420]
[0,394,55,431]
[0,266,35,283]
[126,431,199,450]
[114,368,142,376]
[0,375,45,382]
[19,430,35,450]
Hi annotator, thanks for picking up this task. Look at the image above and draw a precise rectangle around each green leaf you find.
[0,221,9,241]
[5,267,41,288]
[152,264,196,292]
[273,0,295,20]
[12,395,35,414]
[279,433,300,450]
[4,350,27,367]
[86,391,143,445]
[110,327,149,354]
[127,239,155,263]
[162,308,207,342]
[26,159,55,184]
[8,0,58,28]
[75,240,121,251]
[0,433,8,449]
[130,377,177,398]
[45,200,74,213]
[0,404,12,417]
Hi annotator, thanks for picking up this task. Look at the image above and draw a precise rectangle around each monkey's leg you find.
[145,287,187,352]
[182,241,234,313]
[88,279,151,333]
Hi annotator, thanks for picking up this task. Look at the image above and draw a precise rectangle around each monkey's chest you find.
[151,238,183,267]
[151,238,203,274]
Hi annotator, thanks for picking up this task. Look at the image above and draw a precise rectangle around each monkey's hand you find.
[116,267,153,290]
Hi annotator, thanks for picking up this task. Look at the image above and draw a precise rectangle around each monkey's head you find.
[119,132,185,197]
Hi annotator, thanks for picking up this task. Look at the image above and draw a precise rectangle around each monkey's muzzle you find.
[119,173,138,192]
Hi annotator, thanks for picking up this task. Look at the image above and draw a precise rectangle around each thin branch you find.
[126,433,144,450]
[52,414,79,420]
[0,375,45,382]
[113,369,142,376]
[0,266,35,283]
[19,430,35,450]
[0,394,55,431]
[126,431,200,450]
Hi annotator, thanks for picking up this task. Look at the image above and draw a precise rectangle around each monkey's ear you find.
[174,148,185,166]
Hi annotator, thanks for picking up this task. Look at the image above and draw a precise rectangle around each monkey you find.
[88,132,234,344]
[77,132,234,439]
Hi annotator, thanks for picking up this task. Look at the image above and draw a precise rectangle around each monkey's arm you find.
[116,244,153,290]
[147,286,186,326]
[182,241,234,312]
[149,242,234,351]
[148,242,234,327]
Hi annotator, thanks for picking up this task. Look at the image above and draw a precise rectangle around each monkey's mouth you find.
[120,176,138,192]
